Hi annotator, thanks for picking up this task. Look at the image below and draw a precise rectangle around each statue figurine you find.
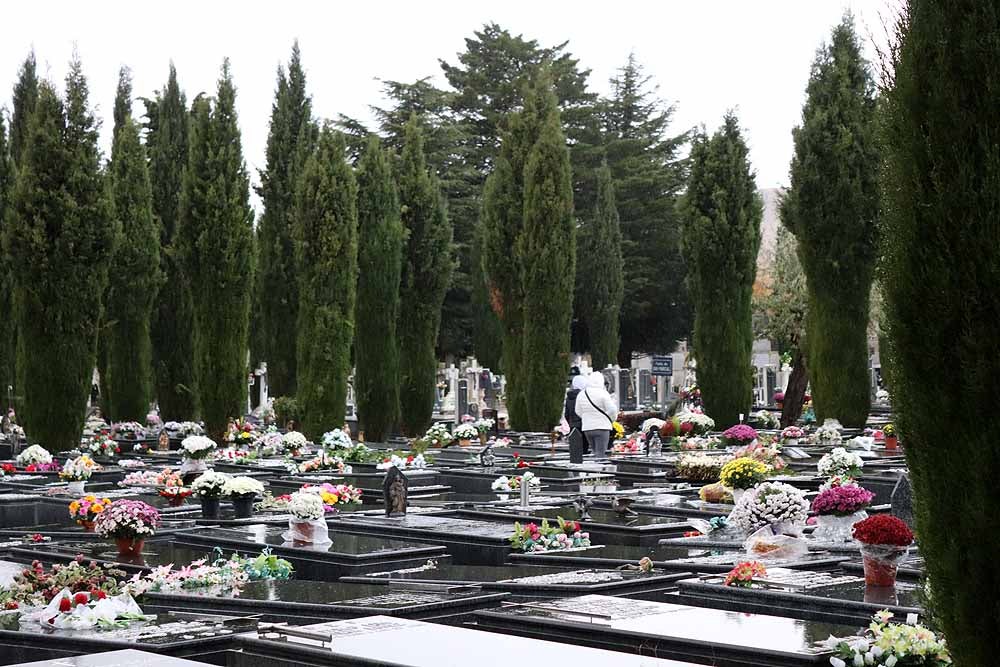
[383,465,409,516]
[611,496,638,517]
[479,443,496,468]
[572,495,593,521]
[157,430,170,452]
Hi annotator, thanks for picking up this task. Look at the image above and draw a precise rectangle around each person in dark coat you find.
[565,374,589,461]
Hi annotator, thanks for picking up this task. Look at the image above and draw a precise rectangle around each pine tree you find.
[293,128,357,439]
[520,73,576,429]
[782,15,878,427]
[256,42,315,398]
[147,64,197,420]
[880,2,1000,662]
[581,161,623,369]
[177,62,254,441]
[600,54,691,361]
[681,114,761,428]
[397,116,453,435]
[9,51,38,169]
[105,83,161,421]
[7,63,116,451]
[354,135,403,441]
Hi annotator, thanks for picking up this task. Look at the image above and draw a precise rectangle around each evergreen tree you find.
[0,117,12,402]
[600,54,691,361]
[256,42,315,398]
[681,114,761,428]
[293,128,357,439]
[105,94,160,421]
[521,73,576,429]
[177,62,254,441]
[880,2,1000,662]
[470,218,503,369]
[7,64,115,451]
[147,64,197,420]
[397,116,453,435]
[9,51,38,169]
[782,15,878,427]
[580,161,623,369]
[354,135,402,441]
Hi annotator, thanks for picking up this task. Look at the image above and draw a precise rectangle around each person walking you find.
[575,373,618,458]
[565,373,589,463]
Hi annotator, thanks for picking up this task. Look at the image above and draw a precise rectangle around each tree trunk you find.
[780,349,809,428]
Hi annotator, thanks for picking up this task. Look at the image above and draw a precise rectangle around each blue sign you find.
[651,355,673,376]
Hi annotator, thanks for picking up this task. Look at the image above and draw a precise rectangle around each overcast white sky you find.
[2,1,897,205]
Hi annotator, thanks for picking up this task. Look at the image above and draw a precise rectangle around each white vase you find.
[813,511,867,543]
[731,488,746,505]
[67,480,86,494]
[784,438,799,448]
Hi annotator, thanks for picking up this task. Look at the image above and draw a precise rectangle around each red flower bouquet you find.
[852,514,913,546]
[852,514,913,587]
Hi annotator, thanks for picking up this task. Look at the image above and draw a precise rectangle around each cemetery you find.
[0,1,989,665]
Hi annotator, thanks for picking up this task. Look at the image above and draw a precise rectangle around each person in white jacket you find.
[574,373,618,458]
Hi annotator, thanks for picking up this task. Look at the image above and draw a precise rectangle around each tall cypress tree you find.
[581,161,623,369]
[9,51,38,170]
[398,116,453,435]
[147,64,197,420]
[880,2,1000,662]
[0,116,13,403]
[354,136,403,441]
[177,62,254,440]
[294,128,357,439]
[520,73,576,430]
[782,15,878,427]
[256,42,314,398]
[106,93,160,421]
[681,114,761,428]
[7,63,116,451]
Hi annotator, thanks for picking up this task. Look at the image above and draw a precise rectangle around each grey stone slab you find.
[11,649,205,667]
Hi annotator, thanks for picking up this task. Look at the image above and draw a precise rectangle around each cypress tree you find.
[7,64,115,451]
[147,64,197,420]
[471,218,503,369]
[256,42,314,398]
[294,128,357,439]
[581,161,623,369]
[879,2,1000,662]
[354,136,402,441]
[681,114,761,428]
[397,116,453,435]
[10,51,38,169]
[177,62,254,441]
[782,15,878,427]
[0,116,13,402]
[520,73,576,429]
[105,102,161,421]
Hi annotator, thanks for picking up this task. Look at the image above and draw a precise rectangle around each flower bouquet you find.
[811,483,875,542]
[376,453,427,470]
[125,548,294,598]
[723,560,767,587]
[164,421,203,437]
[509,517,591,553]
[474,418,494,444]
[283,491,331,545]
[824,610,950,667]
[882,423,898,450]
[112,421,145,440]
[86,432,120,459]
[748,410,780,430]
[321,428,352,452]
[491,474,541,492]
[156,469,192,506]
[33,587,149,629]
[301,482,362,510]
[728,481,809,533]
[660,412,715,437]
[60,455,101,493]
[295,451,352,474]
[0,557,126,611]
[817,447,864,480]
[224,420,257,448]
[93,500,160,556]
[16,444,52,468]
[224,476,265,518]
[732,440,787,471]
[191,470,230,519]
[423,423,454,448]
[612,438,642,454]
[611,421,625,439]
[719,457,771,502]
[677,453,732,481]
[773,390,785,407]
[252,430,284,456]
[813,420,843,446]
[852,515,914,587]
[68,496,111,531]
[452,422,479,446]
[780,425,805,445]
[119,470,160,487]
[280,430,309,456]
[721,424,759,447]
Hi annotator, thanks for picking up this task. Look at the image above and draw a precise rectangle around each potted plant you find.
[68,495,111,531]
[724,560,768,588]
[285,491,328,544]
[156,469,192,507]
[180,435,218,480]
[810,483,875,542]
[883,423,898,451]
[224,476,265,519]
[773,390,785,410]
[780,425,805,447]
[852,514,914,587]
[300,483,363,511]
[453,423,478,448]
[423,423,454,449]
[85,432,119,460]
[474,418,494,445]
[826,610,949,667]
[721,424,759,447]
[817,447,865,480]
[112,421,145,441]
[59,455,100,494]
[718,456,770,504]
[191,470,229,520]
[728,481,809,534]
[280,431,308,457]
[93,500,160,557]
[321,428,353,453]
[16,444,52,469]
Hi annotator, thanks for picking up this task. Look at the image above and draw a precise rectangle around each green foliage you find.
[754,224,808,353]
[470,218,503,369]
[271,396,301,428]
[354,136,403,441]
[0,116,13,399]
[782,14,878,428]
[6,63,116,451]
[9,51,38,169]
[147,64,197,420]
[520,73,576,429]
[879,2,1000,663]
[177,62,254,441]
[294,127,358,440]
[105,107,161,421]
[580,162,623,369]
[256,42,315,398]
[681,114,761,428]
[397,116,453,435]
